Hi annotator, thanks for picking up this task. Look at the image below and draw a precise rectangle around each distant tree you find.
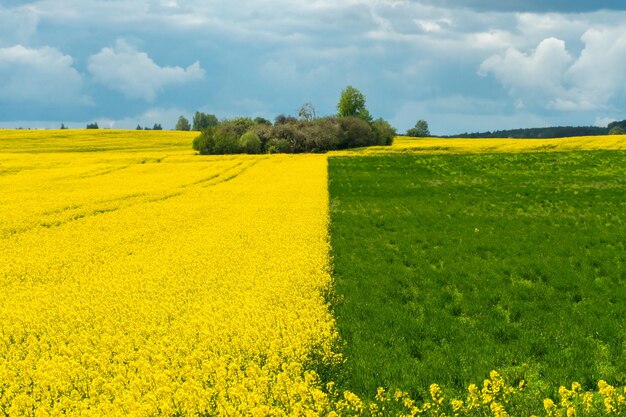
[266,138,293,154]
[337,86,372,123]
[175,116,191,131]
[298,102,316,121]
[249,123,273,149]
[192,111,218,131]
[274,114,297,125]
[192,127,241,155]
[407,120,430,137]
[153,123,163,131]
[338,117,376,148]
[136,124,142,130]
[372,118,397,146]
[60,123,67,130]
[86,122,99,129]
[609,125,625,135]
[607,119,626,134]
[192,112,202,131]
[239,131,262,154]
[218,117,256,139]
[254,117,272,126]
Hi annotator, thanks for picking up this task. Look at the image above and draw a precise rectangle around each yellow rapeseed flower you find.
[544,398,556,416]
[429,384,444,405]
[0,130,336,416]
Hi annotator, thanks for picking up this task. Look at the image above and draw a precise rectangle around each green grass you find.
[328,151,626,401]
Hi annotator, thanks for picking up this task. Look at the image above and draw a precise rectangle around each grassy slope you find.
[329,151,626,400]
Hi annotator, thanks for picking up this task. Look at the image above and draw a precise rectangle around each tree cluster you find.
[86,122,99,129]
[192,112,218,131]
[175,116,191,131]
[406,120,430,137]
[136,124,163,131]
[193,116,395,155]
[608,120,626,135]
[192,86,396,155]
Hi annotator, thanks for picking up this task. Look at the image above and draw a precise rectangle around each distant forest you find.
[443,119,626,139]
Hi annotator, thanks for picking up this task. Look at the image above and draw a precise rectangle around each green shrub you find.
[274,114,298,125]
[306,118,341,152]
[338,117,376,149]
[249,124,273,151]
[270,123,304,151]
[192,128,215,155]
[213,132,241,154]
[193,115,394,155]
[193,127,241,155]
[239,131,262,154]
[254,117,272,126]
[372,118,396,146]
[219,117,256,139]
[266,138,292,154]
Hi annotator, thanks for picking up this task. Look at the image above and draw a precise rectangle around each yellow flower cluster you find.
[543,380,626,417]
[0,130,339,416]
[362,372,626,417]
[365,371,519,417]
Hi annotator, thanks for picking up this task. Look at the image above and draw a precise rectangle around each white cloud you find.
[88,39,205,101]
[479,27,626,111]
[567,27,626,106]
[0,44,88,105]
[0,6,39,46]
[515,13,588,46]
[479,37,573,96]
[467,30,517,50]
[415,18,452,33]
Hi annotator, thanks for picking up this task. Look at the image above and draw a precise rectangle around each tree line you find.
[191,86,396,155]
[443,121,626,139]
[84,122,163,130]
[136,124,162,131]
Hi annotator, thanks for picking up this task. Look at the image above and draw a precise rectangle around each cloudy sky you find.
[1,0,626,134]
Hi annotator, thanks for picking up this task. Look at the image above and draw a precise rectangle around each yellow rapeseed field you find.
[332,134,626,155]
[0,130,337,416]
[1,130,625,416]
